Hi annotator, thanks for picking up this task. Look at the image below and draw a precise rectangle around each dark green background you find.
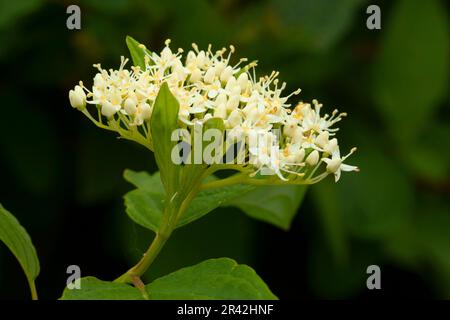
[0,0,449,299]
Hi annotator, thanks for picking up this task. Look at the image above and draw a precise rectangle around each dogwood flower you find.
[322,147,359,182]
[68,39,358,184]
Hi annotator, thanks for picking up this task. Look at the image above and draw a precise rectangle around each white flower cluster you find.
[69,40,358,182]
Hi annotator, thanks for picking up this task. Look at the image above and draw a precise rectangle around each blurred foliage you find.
[0,0,448,299]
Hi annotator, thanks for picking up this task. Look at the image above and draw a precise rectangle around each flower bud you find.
[231,85,241,96]
[93,74,106,88]
[305,150,319,166]
[203,67,216,84]
[295,148,305,162]
[69,85,86,110]
[139,102,152,121]
[237,73,248,89]
[196,51,206,67]
[161,47,172,61]
[186,51,196,66]
[225,76,237,91]
[190,68,202,83]
[215,61,225,76]
[173,65,187,82]
[214,103,227,118]
[324,138,338,154]
[124,97,137,115]
[227,109,242,127]
[220,66,233,82]
[315,131,329,149]
[226,95,240,111]
[215,92,227,106]
[101,101,120,118]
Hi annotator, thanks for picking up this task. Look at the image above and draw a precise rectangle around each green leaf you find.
[123,170,255,232]
[125,36,151,69]
[227,185,307,230]
[121,206,259,285]
[147,258,277,299]
[61,259,276,300]
[373,0,449,139]
[60,277,143,300]
[0,204,40,299]
[124,169,308,231]
[180,183,254,227]
[123,170,165,233]
[199,116,225,164]
[124,189,163,233]
[150,82,181,195]
[124,169,164,195]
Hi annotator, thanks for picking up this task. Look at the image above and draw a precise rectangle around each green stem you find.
[82,109,153,152]
[114,171,205,286]
[199,172,314,190]
[114,187,197,284]
[28,279,38,300]
[200,173,248,190]
[114,230,170,284]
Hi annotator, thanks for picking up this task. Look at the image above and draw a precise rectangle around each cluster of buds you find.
[69,40,358,183]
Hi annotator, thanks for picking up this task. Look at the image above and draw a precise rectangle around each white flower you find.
[322,147,359,182]
[69,39,358,184]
